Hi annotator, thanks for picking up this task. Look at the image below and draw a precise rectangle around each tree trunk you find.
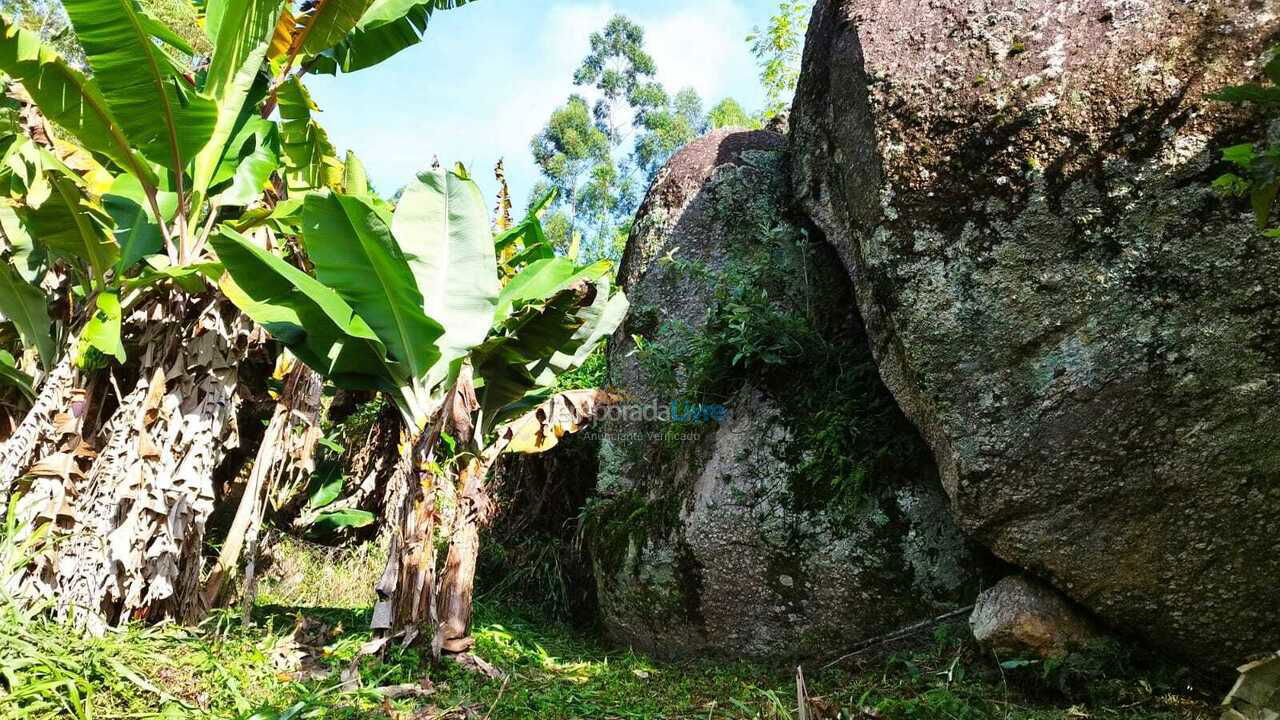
[202,359,322,611]
[371,430,440,648]
[370,366,480,654]
[47,299,248,630]
[0,341,84,507]
[436,455,494,654]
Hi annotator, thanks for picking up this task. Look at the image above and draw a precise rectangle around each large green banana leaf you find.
[296,0,376,58]
[61,0,217,172]
[0,259,53,369]
[473,285,593,427]
[211,227,398,389]
[0,18,159,188]
[302,192,443,381]
[277,77,344,192]
[310,0,476,75]
[534,272,629,382]
[190,0,283,207]
[24,171,119,290]
[494,257,611,324]
[392,165,497,373]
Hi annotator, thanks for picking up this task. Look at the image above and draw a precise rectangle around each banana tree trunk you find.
[51,301,248,630]
[371,367,482,653]
[432,389,620,652]
[0,341,83,507]
[202,360,322,611]
[436,455,494,654]
[371,430,440,648]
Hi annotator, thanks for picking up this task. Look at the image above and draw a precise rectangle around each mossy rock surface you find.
[589,129,988,660]
[790,0,1280,669]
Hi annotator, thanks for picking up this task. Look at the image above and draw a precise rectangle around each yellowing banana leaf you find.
[52,138,114,195]
[492,389,621,456]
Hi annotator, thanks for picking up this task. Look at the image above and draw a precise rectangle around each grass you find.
[0,536,1222,720]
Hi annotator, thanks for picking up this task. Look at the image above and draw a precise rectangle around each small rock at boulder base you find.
[1221,652,1280,720]
[790,0,1280,669]
[589,129,990,660]
[970,576,1104,660]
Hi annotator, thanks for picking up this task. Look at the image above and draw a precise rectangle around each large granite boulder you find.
[589,129,988,659]
[790,0,1280,668]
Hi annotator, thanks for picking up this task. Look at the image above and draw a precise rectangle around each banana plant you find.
[0,0,484,630]
[0,0,394,626]
[212,163,627,649]
[267,0,478,78]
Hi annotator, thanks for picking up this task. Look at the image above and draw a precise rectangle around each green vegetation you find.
[0,3,1256,720]
[709,97,763,130]
[0,0,625,656]
[1212,46,1280,234]
[629,183,926,520]
[530,14,763,264]
[748,1,810,121]
[0,526,1217,720]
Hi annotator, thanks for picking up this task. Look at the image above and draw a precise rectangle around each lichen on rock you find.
[790,0,1280,669]
[587,129,988,660]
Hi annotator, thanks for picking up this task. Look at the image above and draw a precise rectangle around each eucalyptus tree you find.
[708,97,761,130]
[214,166,627,652]
[0,0,479,628]
[633,87,708,178]
[748,0,810,121]
[529,95,612,251]
[536,14,742,263]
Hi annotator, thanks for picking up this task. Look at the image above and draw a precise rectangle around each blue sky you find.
[306,0,783,211]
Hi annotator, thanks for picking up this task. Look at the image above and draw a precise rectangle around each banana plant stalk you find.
[215,166,628,651]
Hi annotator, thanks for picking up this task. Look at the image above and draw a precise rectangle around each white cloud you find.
[646,0,753,101]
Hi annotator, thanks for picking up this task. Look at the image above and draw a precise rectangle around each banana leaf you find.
[211,226,399,389]
[302,192,444,381]
[61,0,217,172]
[391,165,497,373]
[0,17,158,188]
